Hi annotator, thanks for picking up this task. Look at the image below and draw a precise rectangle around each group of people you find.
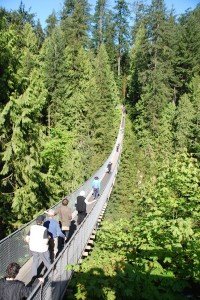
[0,170,115,300]
[33,175,106,275]
[25,197,73,281]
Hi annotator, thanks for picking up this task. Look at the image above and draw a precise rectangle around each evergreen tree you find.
[61,0,76,18]
[17,1,35,26]
[132,0,174,139]
[174,75,200,157]
[17,23,39,93]
[113,0,130,76]
[106,118,142,220]
[34,19,45,48]
[41,26,65,131]
[127,23,149,111]
[92,0,107,49]
[174,6,200,97]
[45,10,57,36]
[156,102,175,161]
[174,94,195,151]
[8,1,35,31]
[0,18,20,108]
[187,75,200,157]
[131,0,148,41]
[104,10,117,71]
[55,46,100,176]
[92,44,120,160]
[0,68,47,223]
[67,117,200,300]
[61,0,90,48]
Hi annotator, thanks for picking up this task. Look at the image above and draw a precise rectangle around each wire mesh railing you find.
[27,115,125,299]
[0,113,125,280]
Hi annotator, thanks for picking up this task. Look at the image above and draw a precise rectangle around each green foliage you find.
[34,19,45,49]
[188,75,200,157]
[61,0,90,48]
[67,122,199,300]
[92,0,107,48]
[1,3,200,299]
[103,11,117,72]
[113,0,130,76]
[0,5,121,230]
[127,23,149,108]
[41,26,65,99]
[106,118,141,220]
[92,44,120,157]
[17,23,40,91]
[11,1,35,29]
[45,10,57,36]
[41,125,86,196]
[173,75,200,156]
[0,18,21,107]
[131,153,200,286]
[0,69,47,222]
[174,94,195,150]
[174,6,200,96]
[129,3,176,142]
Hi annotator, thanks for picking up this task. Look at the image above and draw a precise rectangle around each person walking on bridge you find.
[55,197,72,239]
[44,209,66,262]
[92,176,101,199]
[0,262,44,300]
[25,215,51,280]
[106,162,112,174]
[76,190,87,225]
[76,191,97,225]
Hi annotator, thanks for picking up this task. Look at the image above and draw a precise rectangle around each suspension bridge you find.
[0,113,125,300]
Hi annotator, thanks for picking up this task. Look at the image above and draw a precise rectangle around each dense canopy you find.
[0,0,200,298]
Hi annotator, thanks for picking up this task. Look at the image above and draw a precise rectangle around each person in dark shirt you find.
[0,262,43,300]
[106,162,112,174]
[76,191,87,225]
[76,191,96,225]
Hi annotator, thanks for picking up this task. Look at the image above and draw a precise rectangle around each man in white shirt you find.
[26,215,51,279]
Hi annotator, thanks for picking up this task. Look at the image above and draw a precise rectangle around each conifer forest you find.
[0,0,200,299]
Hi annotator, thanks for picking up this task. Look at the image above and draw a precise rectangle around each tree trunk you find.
[48,104,51,136]
[118,55,121,77]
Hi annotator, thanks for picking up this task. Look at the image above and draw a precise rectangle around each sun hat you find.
[80,190,85,197]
